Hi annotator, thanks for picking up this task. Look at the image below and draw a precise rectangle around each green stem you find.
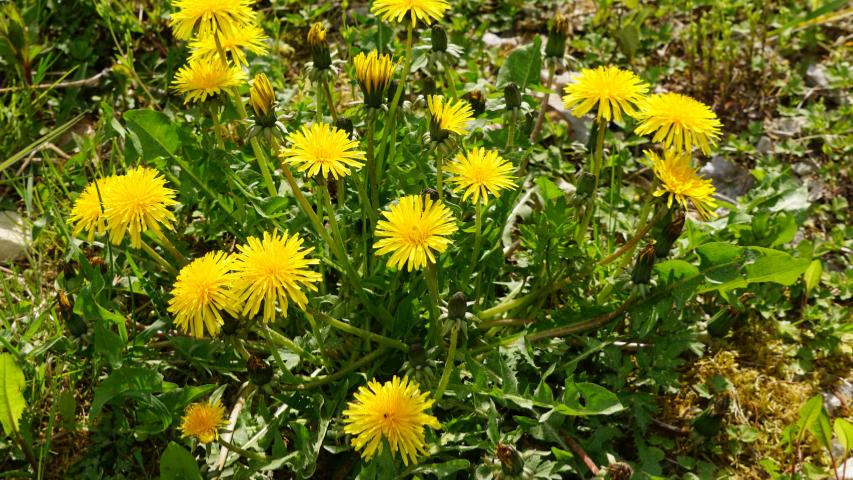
[435,149,445,201]
[377,24,414,188]
[366,113,378,209]
[312,310,407,351]
[320,181,349,263]
[471,201,483,270]
[530,62,556,144]
[210,104,225,149]
[505,109,518,150]
[261,326,320,364]
[575,117,607,243]
[444,65,458,100]
[433,323,459,402]
[281,166,393,325]
[305,311,335,372]
[152,230,188,266]
[218,439,267,462]
[139,239,178,275]
[323,80,338,123]
[599,205,667,266]
[282,347,388,390]
[425,262,441,347]
[315,81,323,122]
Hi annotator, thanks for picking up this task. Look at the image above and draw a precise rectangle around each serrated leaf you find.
[0,354,26,437]
[160,442,202,480]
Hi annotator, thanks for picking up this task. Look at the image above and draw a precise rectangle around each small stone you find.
[699,156,754,200]
[823,392,842,416]
[805,63,830,89]
[837,458,853,480]
[482,32,519,49]
[756,136,772,154]
[0,211,27,263]
[792,162,814,177]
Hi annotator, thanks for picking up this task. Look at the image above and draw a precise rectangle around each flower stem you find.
[505,109,518,151]
[465,200,483,282]
[366,112,379,209]
[323,80,338,123]
[305,311,335,372]
[312,309,408,351]
[425,262,441,346]
[435,149,446,201]
[261,325,320,365]
[218,438,267,462]
[575,117,607,244]
[139,240,178,275]
[433,322,459,402]
[282,347,388,391]
[210,104,225,149]
[444,65,458,100]
[377,24,414,189]
[319,181,348,261]
[530,62,556,144]
[598,203,666,266]
[152,230,188,267]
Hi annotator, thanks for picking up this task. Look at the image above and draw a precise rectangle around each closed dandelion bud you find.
[307,22,331,70]
[409,342,427,367]
[354,50,395,109]
[504,82,521,110]
[655,209,685,258]
[220,312,240,335]
[575,171,596,198]
[431,25,448,53]
[246,354,273,386]
[607,462,634,480]
[59,291,86,337]
[545,12,571,59]
[422,187,440,201]
[249,73,277,127]
[335,117,354,137]
[496,443,525,476]
[631,242,657,285]
[463,90,486,117]
[447,291,467,321]
[387,79,402,106]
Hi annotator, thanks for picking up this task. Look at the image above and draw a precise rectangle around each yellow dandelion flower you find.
[343,376,441,465]
[171,57,245,104]
[446,147,516,204]
[374,195,457,271]
[279,123,365,179]
[249,73,275,118]
[69,176,119,241]
[102,166,177,249]
[371,0,450,27]
[561,65,648,123]
[307,22,327,48]
[179,401,228,443]
[634,92,723,155]
[232,230,322,324]
[169,0,256,41]
[647,149,718,219]
[168,251,237,338]
[427,95,474,141]
[353,50,396,108]
[189,21,268,66]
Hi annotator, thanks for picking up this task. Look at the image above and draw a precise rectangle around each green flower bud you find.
[447,291,467,321]
[497,443,525,476]
[631,242,657,285]
[431,25,448,53]
[654,209,685,258]
[545,12,571,59]
[307,23,332,70]
[504,82,521,110]
[463,90,486,117]
[246,355,273,386]
[335,117,354,137]
[409,342,427,367]
[575,171,596,198]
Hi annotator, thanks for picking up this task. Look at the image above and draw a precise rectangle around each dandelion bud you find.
[431,25,448,53]
[504,82,521,110]
[631,242,657,285]
[220,311,240,335]
[59,291,86,337]
[307,22,331,70]
[409,342,427,367]
[463,90,486,117]
[421,77,437,97]
[335,117,354,137]
[246,354,273,386]
[545,12,571,59]
[607,462,634,480]
[496,443,525,476]
[654,209,685,258]
[422,187,440,201]
[249,73,277,127]
[575,171,596,198]
[447,291,467,321]
[354,50,395,109]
